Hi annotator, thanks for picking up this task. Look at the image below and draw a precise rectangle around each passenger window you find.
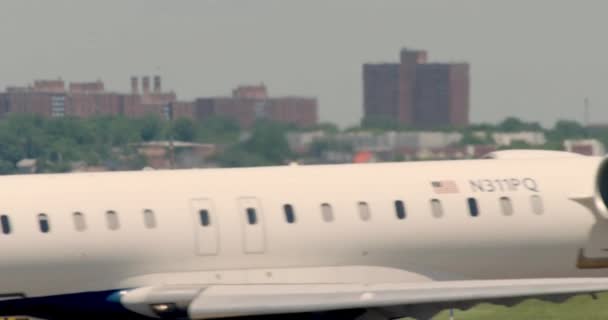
[246,207,257,225]
[500,197,513,216]
[199,209,211,227]
[321,203,334,222]
[531,195,544,215]
[38,213,50,233]
[283,204,296,224]
[467,198,479,217]
[358,202,371,221]
[430,199,443,218]
[395,200,406,219]
[106,211,120,230]
[143,209,156,229]
[73,212,86,231]
[0,215,11,234]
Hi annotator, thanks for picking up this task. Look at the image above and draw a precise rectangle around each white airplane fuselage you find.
[1,152,608,318]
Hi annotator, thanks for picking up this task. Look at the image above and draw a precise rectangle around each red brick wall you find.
[233,85,268,99]
[448,63,470,127]
[268,97,318,127]
[33,80,65,93]
[69,81,104,94]
[68,93,122,117]
[171,101,195,120]
[363,64,400,122]
[5,92,53,117]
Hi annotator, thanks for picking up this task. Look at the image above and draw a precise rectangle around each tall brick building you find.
[363,48,469,128]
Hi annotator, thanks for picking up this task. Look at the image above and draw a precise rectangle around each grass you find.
[421,293,608,320]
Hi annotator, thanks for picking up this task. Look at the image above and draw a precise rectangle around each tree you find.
[171,118,197,142]
[361,116,402,131]
[198,116,241,143]
[497,117,543,132]
[244,121,292,164]
[551,120,586,139]
[215,145,268,167]
[138,115,165,141]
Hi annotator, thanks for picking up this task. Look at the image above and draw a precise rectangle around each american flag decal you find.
[431,180,459,194]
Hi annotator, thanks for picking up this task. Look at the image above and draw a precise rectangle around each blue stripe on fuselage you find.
[0,289,153,320]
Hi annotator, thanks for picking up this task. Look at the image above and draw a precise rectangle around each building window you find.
[0,215,11,234]
[531,195,544,215]
[500,197,513,216]
[38,214,50,233]
[199,209,211,227]
[358,202,371,221]
[73,212,86,231]
[467,198,479,217]
[106,211,120,230]
[246,208,257,225]
[143,209,157,229]
[430,199,443,218]
[395,200,406,219]
[51,95,66,118]
[321,203,334,222]
[283,204,296,224]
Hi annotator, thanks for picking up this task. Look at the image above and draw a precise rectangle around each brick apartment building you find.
[193,84,318,128]
[363,48,470,128]
[0,76,178,119]
[0,80,317,128]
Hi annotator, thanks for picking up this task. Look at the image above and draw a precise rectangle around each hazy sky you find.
[1,0,607,127]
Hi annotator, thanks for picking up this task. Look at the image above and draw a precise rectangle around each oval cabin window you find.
[143,209,157,229]
[500,197,514,216]
[106,211,120,230]
[358,202,371,221]
[395,200,406,220]
[467,198,480,217]
[199,209,211,227]
[73,212,87,232]
[430,199,443,218]
[246,208,257,225]
[38,213,50,233]
[321,203,334,222]
[531,195,544,215]
[0,215,11,235]
[283,204,296,224]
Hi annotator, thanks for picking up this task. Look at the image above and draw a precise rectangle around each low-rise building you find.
[332,131,463,152]
[137,141,217,169]
[193,84,318,128]
[286,131,327,154]
[0,76,177,120]
[564,139,606,156]
[16,159,37,174]
[492,132,546,146]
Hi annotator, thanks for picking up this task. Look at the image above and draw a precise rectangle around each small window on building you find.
[38,213,50,233]
[395,200,406,220]
[430,199,443,218]
[0,215,11,234]
[500,197,513,216]
[199,209,211,227]
[531,195,544,215]
[283,204,296,224]
[143,209,157,229]
[246,208,257,225]
[106,211,120,230]
[467,198,479,217]
[358,202,371,221]
[321,203,334,222]
[73,212,86,231]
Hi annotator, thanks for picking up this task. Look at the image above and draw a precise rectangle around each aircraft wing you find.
[121,278,608,319]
